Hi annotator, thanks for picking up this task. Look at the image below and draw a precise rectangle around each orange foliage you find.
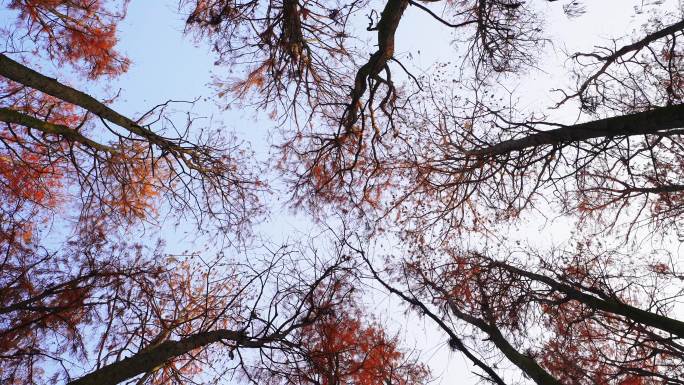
[540,296,670,385]
[0,77,173,228]
[0,151,62,208]
[0,142,64,247]
[298,306,429,385]
[98,142,167,223]
[230,59,271,97]
[118,258,241,385]
[7,0,130,77]
[0,236,168,385]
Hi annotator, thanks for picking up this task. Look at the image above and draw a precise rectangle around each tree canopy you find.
[2,1,684,385]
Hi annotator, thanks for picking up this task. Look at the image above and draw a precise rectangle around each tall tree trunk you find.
[490,261,684,337]
[0,54,178,152]
[0,108,115,154]
[363,254,509,385]
[343,0,408,129]
[468,103,684,157]
[67,329,276,385]
[426,281,562,385]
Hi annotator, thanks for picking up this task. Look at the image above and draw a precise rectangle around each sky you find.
[88,1,684,384]
[3,0,683,384]
[98,2,480,381]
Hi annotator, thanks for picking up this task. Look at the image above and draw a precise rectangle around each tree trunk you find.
[0,108,115,154]
[67,329,269,385]
[492,261,684,337]
[468,103,684,157]
[0,54,169,148]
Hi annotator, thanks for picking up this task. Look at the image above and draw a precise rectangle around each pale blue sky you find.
[70,1,684,383]
[3,0,681,383]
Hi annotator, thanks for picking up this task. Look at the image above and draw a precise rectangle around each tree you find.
[346,236,683,385]
[1,3,428,385]
[5,0,130,78]
[5,0,684,385]
[1,232,357,385]
[59,246,357,385]
[2,0,264,238]
[1,3,267,382]
[182,0,684,383]
[251,289,429,385]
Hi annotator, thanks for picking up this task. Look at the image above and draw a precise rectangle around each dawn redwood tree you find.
[0,3,431,385]
[396,15,684,239]
[346,237,684,385]
[59,247,382,385]
[0,2,263,383]
[5,0,684,385]
[183,0,684,384]
[3,228,417,385]
[251,290,429,385]
[1,0,263,237]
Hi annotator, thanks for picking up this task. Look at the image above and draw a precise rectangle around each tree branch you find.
[67,329,286,385]
[0,108,116,154]
[468,103,684,157]
[489,259,684,337]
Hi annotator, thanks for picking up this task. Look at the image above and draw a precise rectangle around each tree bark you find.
[0,54,172,149]
[0,108,115,154]
[468,103,684,157]
[426,281,562,385]
[67,329,276,385]
[491,261,684,337]
[344,0,408,129]
[363,254,509,385]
